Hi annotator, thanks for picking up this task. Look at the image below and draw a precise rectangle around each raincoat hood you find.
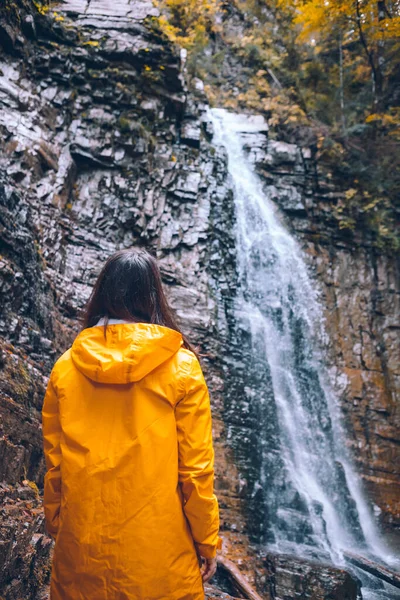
[71,322,183,384]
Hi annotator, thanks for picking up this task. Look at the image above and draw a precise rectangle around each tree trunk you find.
[339,31,346,134]
[355,0,383,110]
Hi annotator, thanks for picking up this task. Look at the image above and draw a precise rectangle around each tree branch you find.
[217,556,265,600]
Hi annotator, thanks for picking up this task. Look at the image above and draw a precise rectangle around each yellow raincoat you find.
[42,322,221,600]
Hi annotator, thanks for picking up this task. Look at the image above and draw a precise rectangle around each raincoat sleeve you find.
[175,356,222,559]
[42,373,62,539]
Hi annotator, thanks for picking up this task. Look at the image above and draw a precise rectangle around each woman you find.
[42,248,222,600]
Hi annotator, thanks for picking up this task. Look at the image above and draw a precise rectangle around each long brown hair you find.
[81,249,197,354]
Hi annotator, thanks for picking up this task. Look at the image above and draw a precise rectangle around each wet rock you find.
[172,171,202,199]
[22,15,37,40]
[180,118,202,148]
[264,140,300,167]
[51,145,77,208]
[264,183,306,216]
[70,143,117,168]
[265,553,361,600]
[0,23,17,53]
[227,112,269,163]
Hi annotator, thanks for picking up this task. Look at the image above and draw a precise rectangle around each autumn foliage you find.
[154,0,221,49]
[156,0,400,249]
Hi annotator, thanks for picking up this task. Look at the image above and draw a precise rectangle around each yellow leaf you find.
[345,188,357,200]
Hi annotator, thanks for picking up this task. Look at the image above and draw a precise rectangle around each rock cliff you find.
[0,0,398,598]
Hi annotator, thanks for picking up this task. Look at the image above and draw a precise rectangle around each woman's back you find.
[43,321,220,600]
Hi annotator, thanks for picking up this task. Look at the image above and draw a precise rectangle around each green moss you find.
[24,479,40,499]
[0,342,45,406]
[117,116,131,133]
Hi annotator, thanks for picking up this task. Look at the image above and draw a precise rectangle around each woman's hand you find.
[201,557,217,583]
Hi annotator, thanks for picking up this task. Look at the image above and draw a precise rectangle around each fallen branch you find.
[343,551,400,590]
[217,556,265,600]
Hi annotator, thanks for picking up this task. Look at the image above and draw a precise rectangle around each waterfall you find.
[210,108,398,595]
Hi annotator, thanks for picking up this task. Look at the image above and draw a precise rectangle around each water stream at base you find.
[210,108,399,599]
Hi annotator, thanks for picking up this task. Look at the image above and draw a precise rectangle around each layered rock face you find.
[0,0,398,598]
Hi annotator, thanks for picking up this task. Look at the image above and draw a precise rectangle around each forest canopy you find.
[155,0,400,250]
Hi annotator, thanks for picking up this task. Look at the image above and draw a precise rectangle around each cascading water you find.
[210,108,399,599]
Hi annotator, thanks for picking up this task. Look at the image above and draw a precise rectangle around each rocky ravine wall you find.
[0,1,398,599]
